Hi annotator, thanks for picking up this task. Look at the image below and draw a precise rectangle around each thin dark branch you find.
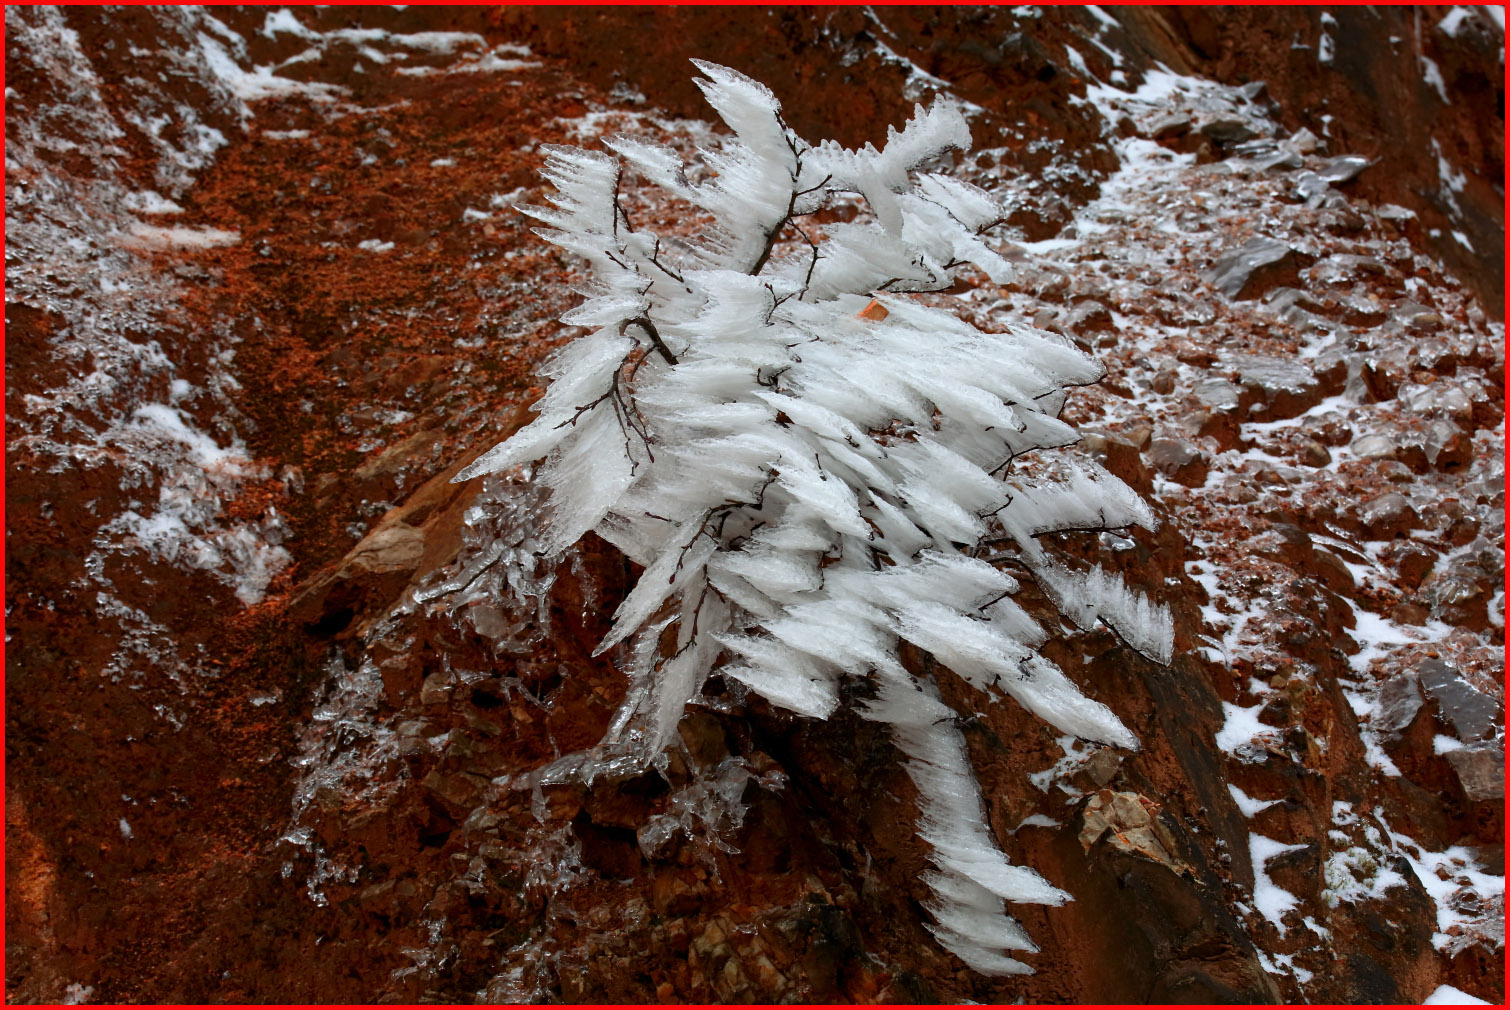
[624,315,678,366]
[792,220,821,302]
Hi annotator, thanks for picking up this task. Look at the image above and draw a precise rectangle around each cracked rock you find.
[1358,492,1418,539]
[1233,354,1324,419]
[1147,438,1209,486]
[1204,238,1316,300]
[1418,659,1500,742]
[1078,790,1189,871]
[1444,743,1505,801]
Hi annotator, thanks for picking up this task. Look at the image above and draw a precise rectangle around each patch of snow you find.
[1436,7,1475,39]
[1249,834,1305,933]
[131,403,245,468]
[1012,814,1062,832]
[1271,950,1313,984]
[1228,782,1278,817]
[1431,138,1467,218]
[1216,699,1276,754]
[490,185,531,208]
[1028,735,1085,794]
[1420,55,1451,104]
[1431,978,1491,1002]
[61,984,95,1005]
[1062,45,1091,78]
[125,223,240,249]
[1344,599,1453,674]
[124,190,185,215]
[1433,733,1465,754]
[1376,810,1507,949]
[1324,802,1410,906]
[1318,14,1338,65]
[394,45,539,76]
[386,30,487,53]
[261,7,319,40]
[197,30,346,106]
[1083,5,1120,33]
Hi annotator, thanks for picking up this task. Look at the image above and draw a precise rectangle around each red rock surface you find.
[6,6,1504,1004]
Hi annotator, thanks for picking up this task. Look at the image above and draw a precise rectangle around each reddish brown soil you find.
[6,6,1504,1005]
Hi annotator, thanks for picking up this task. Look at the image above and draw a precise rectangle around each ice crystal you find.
[456,61,1171,973]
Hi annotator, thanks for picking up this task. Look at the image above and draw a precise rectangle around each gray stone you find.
[1294,171,1332,203]
[421,672,454,705]
[1288,127,1321,153]
[1239,81,1269,102]
[1376,673,1424,736]
[1358,492,1418,539]
[1147,438,1209,486]
[1200,117,1257,145]
[1194,377,1242,410]
[1263,286,1327,314]
[344,521,427,575]
[1445,743,1505,801]
[1233,354,1323,419]
[1254,148,1304,172]
[1349,433,1398,460]
[1148,114,1192,140]
[1316,155,1371,184]
[1231,138,1277,157]
[1070,748,1123,791]
[1314,254,1388,284]
[1394,301,1444,331]
[1295,437,1332,467]
[1418,659,1500,742]
[1204,238,1314,300]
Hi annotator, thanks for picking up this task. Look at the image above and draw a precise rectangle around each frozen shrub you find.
[455,61,1171,974]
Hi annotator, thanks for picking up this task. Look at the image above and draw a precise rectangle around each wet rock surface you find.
[1205,238,1316,301]
[6,6,1503,1006]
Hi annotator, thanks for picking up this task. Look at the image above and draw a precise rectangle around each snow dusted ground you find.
[6,7,292,700]
[6,5,1502,1004]
[988,57,1505,998]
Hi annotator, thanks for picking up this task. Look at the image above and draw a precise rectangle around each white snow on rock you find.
[1227,783,1278,817]
[1425,983,1492,1004]
[1249,834,1306,933]
[124,223,241,249]
[7,5,299,683]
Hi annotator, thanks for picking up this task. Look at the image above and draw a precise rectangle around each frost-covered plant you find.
[457,61,1171,975]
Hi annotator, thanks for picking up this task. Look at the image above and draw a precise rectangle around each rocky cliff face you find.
[6,6,1503,1004]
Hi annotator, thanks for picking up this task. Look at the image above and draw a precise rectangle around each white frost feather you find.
[454,60,1170,976]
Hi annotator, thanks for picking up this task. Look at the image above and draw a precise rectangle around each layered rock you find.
[6,6,1503,1005]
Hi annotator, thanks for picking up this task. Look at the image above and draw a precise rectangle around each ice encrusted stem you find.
[456,60,1171,974]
